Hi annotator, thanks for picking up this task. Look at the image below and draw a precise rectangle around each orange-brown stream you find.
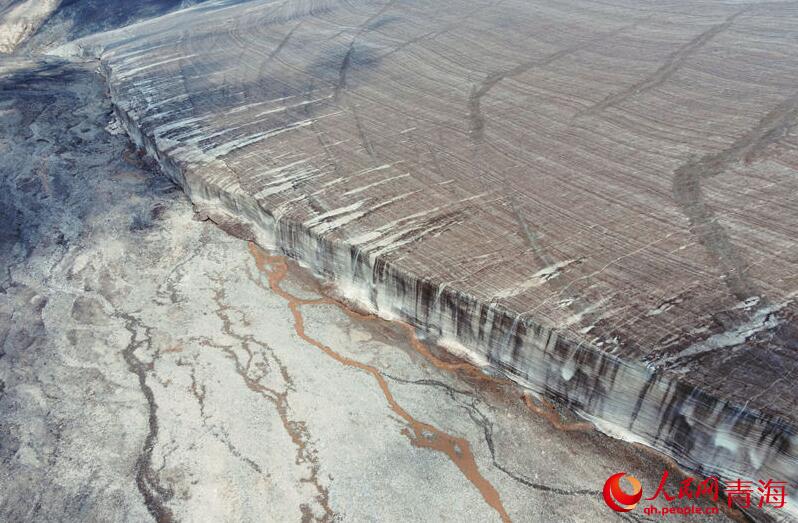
[522,394,594,433]
[248,242,511,523]
[340,305,514,387]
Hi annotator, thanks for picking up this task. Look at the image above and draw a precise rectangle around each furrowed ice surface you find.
[62,0,797,518]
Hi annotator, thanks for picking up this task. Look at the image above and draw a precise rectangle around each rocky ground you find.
[0,58,739,521]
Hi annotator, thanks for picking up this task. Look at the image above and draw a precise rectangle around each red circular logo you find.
[603,472,643,512]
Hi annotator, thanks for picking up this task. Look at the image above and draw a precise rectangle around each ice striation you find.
[55,0,798,519]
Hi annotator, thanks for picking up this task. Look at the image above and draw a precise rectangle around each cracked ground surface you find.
[0,57,735,522]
